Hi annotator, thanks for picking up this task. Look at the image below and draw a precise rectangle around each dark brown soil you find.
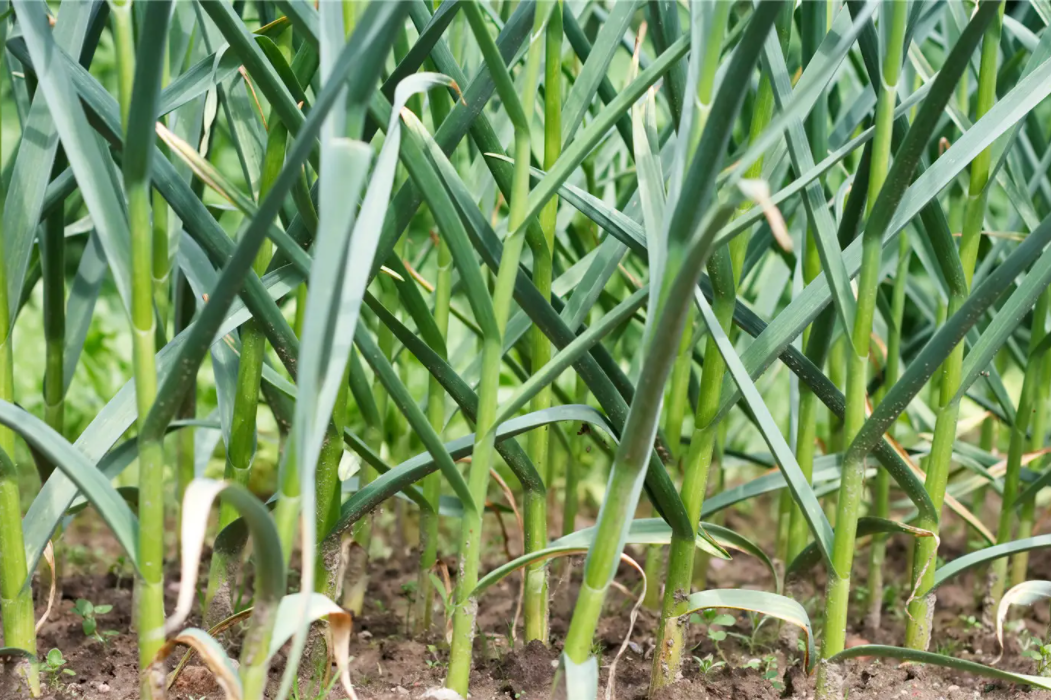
[2,508,1050,700]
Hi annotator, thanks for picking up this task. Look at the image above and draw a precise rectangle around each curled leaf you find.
[995,580,1051,659]
[149,628,242,700]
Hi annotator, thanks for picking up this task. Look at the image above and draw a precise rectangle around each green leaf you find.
[726,0,878,186]
[785,517,935,581]
[0,400,141,586]
[828,646,1051,691]
[62,232,106,393]
[365,293,543,495]
[702,458,841,517]
[296,74,457,502]
[760,5,868,341]
[848,213,1051,463]
[716,0,1047,432]
[683,589,815,672]
[353,327,475,513]
[702,522,782,594]
[494,288,647,426]
[1,0,92,320]
[560,0,641,145]
[0,647,36,663]
[556,518,728,558]
[523,34,689,233]
[158,46,243,117]
[13,0,133,312]
[633,75,667,327]
[381,0,461,101]
[931,535,1051,595]
[695,289,835,565]
[326,404,721,555]
[197,0,305,142]
[952,270,1051,407]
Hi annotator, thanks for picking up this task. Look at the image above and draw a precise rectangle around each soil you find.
[2,507,1050,700]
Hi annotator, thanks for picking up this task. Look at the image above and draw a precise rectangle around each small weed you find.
[936,638,963,657]
[425,644,447,669]
[725,611,771,655]
[289,672,342,700]
[72,598,119,646]
[107,554,133,590]
[743,654,782,691]
[693,653,725,676]
[506,619,516,651]
[41,649,76,689]
[1017,625,1051,676]
[690,609,735,663]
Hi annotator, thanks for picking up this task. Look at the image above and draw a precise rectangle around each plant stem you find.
[111,0,135,129]
[651,250,735,688]
[447,4,546,693]
[274,433,300,562]
[152,47,171,331]
[663,315,696,475]
[787,292,834,564]
[782,0,828,565]
[412,79,455,635]
[651,5,789,688]
[904,2,1004,650]
[991,289,1049,603]
[315,373,349,598]
[523,0,562,645]
[344,282,392,614]
[174,275,196,541]
[562,163,598,545]
[656,0,731,479]
[274,279,308,564]
[831,0,908,645]
[648,311,694,609]
[825,334,846,525]
[563,1,784,671]
[205,59,286,614]
[1011,323,1051,587]
[969,371,1000,551]
[0,81,38,690]
[416,237,451,634]
[41,175,66,443]
[867,230,910,631]
[563,371,587,537]
[647,2,733,680]
[817,4,908,687]
[111,1,169,692]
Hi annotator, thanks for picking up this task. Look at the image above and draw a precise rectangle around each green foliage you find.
[40,648,75,689]
[71,598,118,646]
[1,2,1051,700]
